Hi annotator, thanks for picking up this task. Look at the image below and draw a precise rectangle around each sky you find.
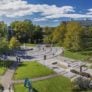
[0,0,92,27]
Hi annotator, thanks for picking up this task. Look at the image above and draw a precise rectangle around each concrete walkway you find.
[13,73,60,84]
[1,62,18,92]
[1,46,92,92]
[0,46,62,92]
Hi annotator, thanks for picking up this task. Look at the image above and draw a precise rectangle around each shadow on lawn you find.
[9,62,27,70]
[18,63,27,67]
[0,60,13,68]
[72,88,92,92]
[33,88,38,92]
[80,51,92,55]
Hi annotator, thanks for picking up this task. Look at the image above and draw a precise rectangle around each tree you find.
[44,34,53,44]
[10,20,34,43]
[0,38,9,54]
[43,27,55,44]
[33,25,43,43]
[52,22,67,45]
[0,22,7,38]
[9,37,20,50]
[83,26,92,49]
[63,21,84,51]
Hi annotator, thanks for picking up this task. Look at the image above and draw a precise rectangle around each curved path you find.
[1,45,92,92]
[13,73,60,84]
[0,45,63,92]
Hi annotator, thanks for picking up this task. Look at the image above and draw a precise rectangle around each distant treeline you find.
[44,21,92,51]
[0,20,92,51]
[0,20,43,44]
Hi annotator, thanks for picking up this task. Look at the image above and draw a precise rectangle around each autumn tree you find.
[52,22,67,45]
[43,27,55,44]
[63,21,84,51]
[9,37,20,50]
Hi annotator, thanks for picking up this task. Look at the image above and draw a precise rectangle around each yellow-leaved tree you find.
[9,37,21,50]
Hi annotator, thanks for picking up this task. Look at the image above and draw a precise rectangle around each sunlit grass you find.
[14,61,54,80]
[14,76,72,92]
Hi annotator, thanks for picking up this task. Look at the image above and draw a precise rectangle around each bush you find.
[70,69,91,78]
[71,77,92,90]
[0,84,4,92]
[70,69,80,74]
[81,72,91,78]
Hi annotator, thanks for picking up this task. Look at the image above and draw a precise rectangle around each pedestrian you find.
[9,83,12,92]
[44,55,46,60]
[0,86,4,92]
[9,86,11,92]
[18,57,21,63]
[53,53,54,56]
[61,48,64,56]
[16,56,18,62]
[4,54,7,61]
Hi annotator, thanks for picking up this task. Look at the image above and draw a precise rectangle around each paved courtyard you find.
[0,45,92,92]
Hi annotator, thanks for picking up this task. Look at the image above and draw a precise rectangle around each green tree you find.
[83,26,92,49]
[33,25,43,43]
[0,22,7,38]
[63,21,84,51]
[9,37,20,50]
[0,38,9,54]
[52,22,67,45]
[10,20,34,43]
[43,27,55,44]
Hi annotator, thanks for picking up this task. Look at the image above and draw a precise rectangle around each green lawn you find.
[0,67,6,75]
[24,43,36,47]
[0,60,13,75]
[64,50,89,61]
[14,76,72,92]
[14,61,54,80]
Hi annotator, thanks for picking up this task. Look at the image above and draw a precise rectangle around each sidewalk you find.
[3,89,14,92]
[13,73,60,84]
[1,62,18,91]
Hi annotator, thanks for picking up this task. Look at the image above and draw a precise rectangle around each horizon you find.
[0,0,92,27]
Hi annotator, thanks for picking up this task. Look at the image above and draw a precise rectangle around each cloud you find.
[0,0,92,20]
[0,0,75,18]
[86,9,92,15]
[53,19,60,22]
[40,5,75,16]
[33,18,47,21]
[0,0,32,17]
[45,14,92,19]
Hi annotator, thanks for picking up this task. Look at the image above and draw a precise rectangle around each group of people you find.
[16,56,21,62]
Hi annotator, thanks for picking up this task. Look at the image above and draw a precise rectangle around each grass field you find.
[14,76,72,92]
[24,43,36,47]
[64,50,89,61]
[0,67,6,75]
[14,61,54,80]
[0,60,13,75]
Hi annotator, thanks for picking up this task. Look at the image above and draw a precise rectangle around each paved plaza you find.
[0,45,92,92]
